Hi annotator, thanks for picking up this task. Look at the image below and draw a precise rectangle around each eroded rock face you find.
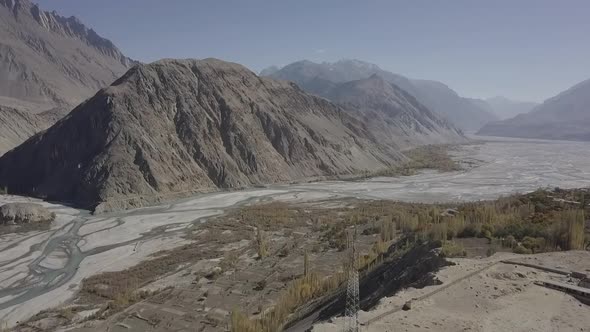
[0,202,55,225]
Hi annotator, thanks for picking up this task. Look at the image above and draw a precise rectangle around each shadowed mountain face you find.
[0,105,66,155]
[263,59,498,131]
[0,59,406,211]
[324,75,465,149]
[478,79,590,141]
[0,0,133,111]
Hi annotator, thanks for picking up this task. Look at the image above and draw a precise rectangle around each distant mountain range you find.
[478,78,590,141]
[262,59,499,131]
[480,96,538,120]
[0,0,134,154]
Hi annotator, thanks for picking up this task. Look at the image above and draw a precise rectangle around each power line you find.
[343,229,360,332]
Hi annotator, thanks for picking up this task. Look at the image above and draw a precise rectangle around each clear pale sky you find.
[36,0,590,102]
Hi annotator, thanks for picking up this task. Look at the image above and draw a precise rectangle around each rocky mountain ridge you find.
[0,59,407,212]
[0,0,134,110]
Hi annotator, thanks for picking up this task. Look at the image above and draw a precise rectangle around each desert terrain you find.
[0,136,589,330]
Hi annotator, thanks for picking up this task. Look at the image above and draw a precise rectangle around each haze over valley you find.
[0,1,588,331]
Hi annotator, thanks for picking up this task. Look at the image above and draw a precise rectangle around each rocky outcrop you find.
[0,58,404,211]
[0,0,134,111]
[478,78,590,141]
[0,202,55,225]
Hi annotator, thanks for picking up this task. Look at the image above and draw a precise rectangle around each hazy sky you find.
[36,0,590,102]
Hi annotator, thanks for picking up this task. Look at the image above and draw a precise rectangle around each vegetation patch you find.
[35,187,588,332]
[369,145,462,177]
[441,241,467,258]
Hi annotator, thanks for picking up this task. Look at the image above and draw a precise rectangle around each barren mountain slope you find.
[0,59,403,211]
[0,106,68,155]
[410,79,498,131]
[0,0,133,111]
[0,106,45,154]
[326,75,465,149]
[0,0,134,154]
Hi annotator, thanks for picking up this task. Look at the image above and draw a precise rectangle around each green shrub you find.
[494,222,545,240]
[503,235,517,248]
[480,224,495,238]
[522,236,546,253]
[482,230,493,242]
[441,241,466,258]
[560,209,585,250]
[513,245,532,254]
[256,227,268,259]
[458,224,478,238]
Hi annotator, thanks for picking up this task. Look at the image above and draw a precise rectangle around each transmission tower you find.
[343,230,360,332]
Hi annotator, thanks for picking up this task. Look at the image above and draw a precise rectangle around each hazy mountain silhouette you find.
[478,79,590,141]
[263,59,498,130]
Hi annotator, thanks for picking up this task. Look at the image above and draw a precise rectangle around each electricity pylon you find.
[343,229,360,332]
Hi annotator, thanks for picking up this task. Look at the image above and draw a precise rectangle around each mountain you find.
[264,59,498,131]
[466,97,495,115]
[483,96,538,120]
[0,106,66,155]
[409,79,498,131]
[0,59,405,212]
[0,0,134,111]
[267,59,419,99]
[324,74,465,149]
[477,79,590,141]
[259,65,280,76]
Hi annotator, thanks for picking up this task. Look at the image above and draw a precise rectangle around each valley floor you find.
[0,136,590,328]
